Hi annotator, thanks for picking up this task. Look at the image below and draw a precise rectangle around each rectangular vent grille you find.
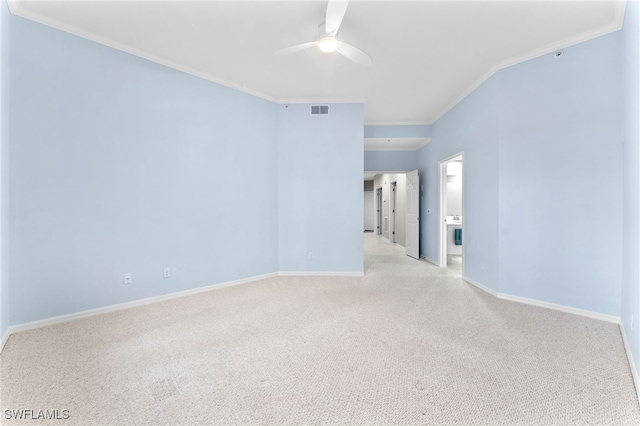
[311,105,330,115]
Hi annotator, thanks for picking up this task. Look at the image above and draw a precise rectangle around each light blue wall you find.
[0,0,10,338]
[621,0,640,376]
[278,103,364,273]
[364,124,431,139]
[498,31,624,315]
[364,151,418,172]
[418,30,625,316]
[8,15,280,325]
[416,76,500,286]
[363,124,428,172]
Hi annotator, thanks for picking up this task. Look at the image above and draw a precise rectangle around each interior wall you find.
[277,103,364,273]
[418,30,625,316]
[0,0,10,338]
[8,15,280,326]
[621,0,640,377]
[417,75,500,285]
[498,31,623,315]
[364,151,418,172]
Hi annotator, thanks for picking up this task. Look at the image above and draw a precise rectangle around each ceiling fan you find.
[275,0,372,66]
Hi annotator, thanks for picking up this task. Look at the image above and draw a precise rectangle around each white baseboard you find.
[0,270,367,353]
[463,275,637,402]
[1,328,10,352]
[498,293,620,324]
[0,272,277,353]
[463,276,498,297]
[462,275,619,324]
[421,255,439,266]
[620,322,640,405]
[278,271,365,277]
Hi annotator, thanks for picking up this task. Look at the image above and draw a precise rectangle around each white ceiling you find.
[364,137,430,151]
[10,0,625,126]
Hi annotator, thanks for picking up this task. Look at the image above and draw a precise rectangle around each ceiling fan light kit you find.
[276,0,372,66]
[318,37,338,53]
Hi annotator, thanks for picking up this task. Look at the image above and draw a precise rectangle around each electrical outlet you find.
[124,273,132,284]
[163,267,171,278]
[308,252,313,260]
[481,262,485,270]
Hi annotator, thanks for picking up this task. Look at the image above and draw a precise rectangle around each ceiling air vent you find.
[311,105,330,116]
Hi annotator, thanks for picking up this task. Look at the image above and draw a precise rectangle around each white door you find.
[406,170,420,259]
[390,181,397,243]
[364,191,374,231]
[376,188,383,234]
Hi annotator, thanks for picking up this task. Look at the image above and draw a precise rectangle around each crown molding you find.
[364,137,431,152]
[278,98,367,105]
[9,0,628,126]
[364,121,432,126]
[8,0,279,104]
[429,0,626,125]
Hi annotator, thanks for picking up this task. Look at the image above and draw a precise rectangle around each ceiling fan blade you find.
[275,41,318,56]
[325,0,349,36]
[337,41,372,66]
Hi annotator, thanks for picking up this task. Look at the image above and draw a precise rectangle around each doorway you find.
[364,191,374,231]
[390,181,397,243]
[376,187,383,235]
[438,153,463,270]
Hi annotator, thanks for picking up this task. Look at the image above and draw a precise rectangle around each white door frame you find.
[406,170,420,259]
[390,181,397,243]
[364,191,374,231]
[438,152,464,268]
[376,187,383,235]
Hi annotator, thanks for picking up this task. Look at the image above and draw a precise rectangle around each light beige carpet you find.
[1,233,639,425]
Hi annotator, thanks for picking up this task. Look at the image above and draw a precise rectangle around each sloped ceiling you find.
[9,0,625,125]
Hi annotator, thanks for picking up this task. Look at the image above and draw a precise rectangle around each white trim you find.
[429,3,625,124]
[0,272,277,353]
[620,322,640,405]
[438,152,464,268]
[463,276,499,297]
[0,271,364,352]
[9,0,625,128]
[279,98,367,105]
[414,138,432,151]
[9,1,624,128]
[421,256,439,266]
[7,3,279,103]
[278,271,364,277]
[498,292,619,324]
[0,329,10,352]
[389,180,397,244]
[365,147,420,152]
[364,137,432,152]
[462,276,619,324]
[464,274,639,403]
[364,121,432,126]
[364,170,409,175]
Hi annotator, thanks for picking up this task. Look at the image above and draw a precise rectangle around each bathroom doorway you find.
[438,153,463,271]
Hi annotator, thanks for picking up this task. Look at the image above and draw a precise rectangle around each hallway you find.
[364,231,461,279]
